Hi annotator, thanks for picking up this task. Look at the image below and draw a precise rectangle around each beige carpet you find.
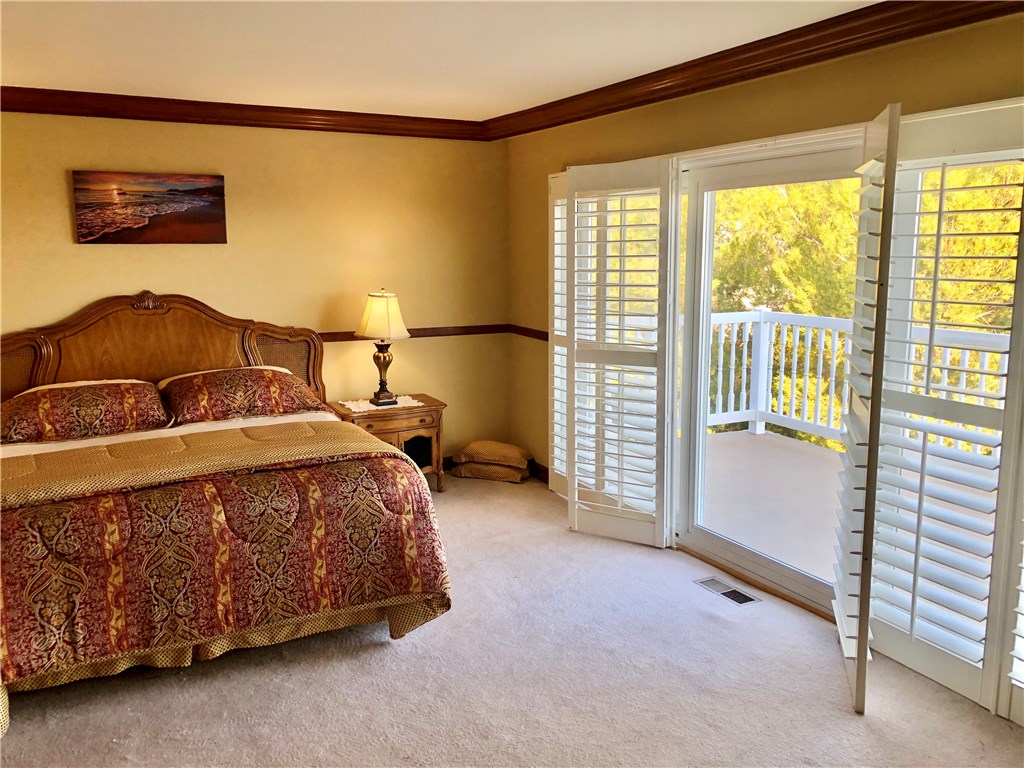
[1,477,1021,767]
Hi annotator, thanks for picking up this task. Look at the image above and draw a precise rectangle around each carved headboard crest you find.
[131,290,167,311]
[1,290,326,402]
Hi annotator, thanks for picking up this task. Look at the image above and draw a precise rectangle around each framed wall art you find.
[72,171,226,244]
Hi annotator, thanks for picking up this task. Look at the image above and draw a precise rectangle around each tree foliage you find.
[711,179,860,317]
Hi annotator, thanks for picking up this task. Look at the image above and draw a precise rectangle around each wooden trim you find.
[508,324,549,342]
[3,3,1016,140]
[408,324,508,339]
[0,87,486,141]
[483,2,1021,139]
[321,324,546,342]
[678,545,835,623]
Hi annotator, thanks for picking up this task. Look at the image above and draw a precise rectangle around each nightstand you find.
[330,393,447,492]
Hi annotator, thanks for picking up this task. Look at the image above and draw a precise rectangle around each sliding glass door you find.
[677,144,865,614]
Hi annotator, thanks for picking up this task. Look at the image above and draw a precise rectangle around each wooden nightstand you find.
[330,393,447,492]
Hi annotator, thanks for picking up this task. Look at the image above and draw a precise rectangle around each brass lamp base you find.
[370,341,398,406]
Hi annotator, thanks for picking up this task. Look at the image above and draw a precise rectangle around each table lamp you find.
[355,289,411,406]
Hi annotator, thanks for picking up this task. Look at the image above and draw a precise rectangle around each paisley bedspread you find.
[0,419,451,732]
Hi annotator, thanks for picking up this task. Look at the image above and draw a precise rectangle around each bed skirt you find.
[0,590,449,734]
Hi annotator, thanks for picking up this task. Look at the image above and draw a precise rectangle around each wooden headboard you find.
[1,290,327,402]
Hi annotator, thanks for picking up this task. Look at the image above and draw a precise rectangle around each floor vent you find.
[695,577,760,605]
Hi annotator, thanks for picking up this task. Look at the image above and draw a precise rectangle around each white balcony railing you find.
[706,310,1009,445]
[708,310,851,440]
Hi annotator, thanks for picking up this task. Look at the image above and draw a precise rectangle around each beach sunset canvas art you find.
[72,171,227,244]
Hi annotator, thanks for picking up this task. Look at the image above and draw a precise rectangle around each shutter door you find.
[833,104,901,714]
[868,155,1023,703]
[566,158,673,547]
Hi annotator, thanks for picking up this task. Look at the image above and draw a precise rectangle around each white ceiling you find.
[1,1,876,121]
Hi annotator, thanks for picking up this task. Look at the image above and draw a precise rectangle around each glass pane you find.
[699,177,859,581]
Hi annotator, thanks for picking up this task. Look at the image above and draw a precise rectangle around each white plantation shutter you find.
[566,158,673,547]
[867,156,1022,704]
[1011,481,1024,689]
[550,174,569,497]
[833,103,900,714]
[1013,405,1024,706]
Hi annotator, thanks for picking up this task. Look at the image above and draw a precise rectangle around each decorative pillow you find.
[157,365,293,389]
[451,462,529,483]
[453,440,533,470]
[1,381,170,444]
[160,366,330,424]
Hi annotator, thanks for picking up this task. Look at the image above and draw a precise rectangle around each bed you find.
[0,291,451,735]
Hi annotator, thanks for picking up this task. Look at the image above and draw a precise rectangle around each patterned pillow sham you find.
[157,365,292,389]
[160,367,330,424]
[1,381,171,444]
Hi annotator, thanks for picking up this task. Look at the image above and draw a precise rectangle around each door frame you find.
[673,140,867,615]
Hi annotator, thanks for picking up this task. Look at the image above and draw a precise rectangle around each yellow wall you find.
[506,15,1024,464]
[0,113,510,453]
[2,15,1022,465]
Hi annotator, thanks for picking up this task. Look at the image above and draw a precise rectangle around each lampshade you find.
[355,290,410,341]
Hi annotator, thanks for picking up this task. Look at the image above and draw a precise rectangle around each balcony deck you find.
[703,430,842,582]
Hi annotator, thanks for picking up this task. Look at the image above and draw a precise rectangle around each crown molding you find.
[0,87,486,141]
[2,2,1018,141]
[481,1,1022,139]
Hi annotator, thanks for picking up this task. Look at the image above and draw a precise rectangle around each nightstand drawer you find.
[331,394,446,492]
[358,412,437,433]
